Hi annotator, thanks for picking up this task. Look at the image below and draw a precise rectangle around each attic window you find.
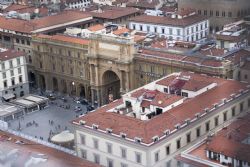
[164,129,170,136]
[204,108,209,113]
[175,123,181,129]
[120,132,126,139]
[79,120,86,125]
[152,136,159,142]
[92,124,98,130]
[185,118,190,124]
[213,103,218,108]
[106,128,112,134]
[195,113,200,118]
[134,137,142,143]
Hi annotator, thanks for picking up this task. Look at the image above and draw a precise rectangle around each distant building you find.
[178,0,250,32]
[129,10,209,42]
[0,48,29,101]
[62,0,91,9]
[216,20,250,51]
[72,72,250,167]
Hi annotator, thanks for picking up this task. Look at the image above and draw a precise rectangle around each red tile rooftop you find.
[0,49,25,61]
[129,14,208,27]
[35,34,89,45]
[72,72,249,145]
[87,24,105,32]
[0,131,100,167]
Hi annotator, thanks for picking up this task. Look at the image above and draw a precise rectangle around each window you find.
[21,40,25,44]
[121,147,127,159]
[17,58,20,65]
[147,26,150,32]
[94,154,100,164]
[132,24,135,29]
[3,80,7,88]
[223,112,227,121]
[166,145,170,155]
[204,10,207,16]
[206,121,210,132]
[19,76,22,83]
[11,78,15,85]
[177,29,180,36]
[81,149,87,159]
[2,72,6,79]
[240,102,244,112]
[198,10,201,14]
[222,11,225,17]
[176,139,181,149]
[214,116,219,126]
[107,143,112,154]
[93,139,99,149]
[61,65,64,73]
[27,41,30,45]
[135,152,141,163]
[169,28,172,35]
[154,27,157,33]
[1,63,5,70]
[16,38,20,43]
[80,135,85,145]
[70,68,73,75]
[210,10,213,16]
[107,158,113,167]
[196,127,200,137]
[18,68,21,74]
[228,12,232,17]
[9,60,13,68]
[10,70,14,76]
[121,163,128,167]
[186,133,191,143]
[162,28,165,34]
[40,62,43,69]
[191,27,194,33]
[68,50,71,56]
[140,25,143,31]
[181,92,188,97]
[216,11,219,17]
[155,152,159,162]
[52,64,55,70]
[164,88,168,93]
[166,160,171,167]
[232,106,236,116]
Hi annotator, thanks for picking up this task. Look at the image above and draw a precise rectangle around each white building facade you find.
[129,13,209,42]
[73,72,250,167]
[65,0,91,9]
[0,48,29,100]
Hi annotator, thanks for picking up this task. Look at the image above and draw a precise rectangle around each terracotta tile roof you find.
[241,61,250,70]
[87,6,140,20]
[30,10,92,30]
[73,73,249,144]
[113,27,130,35]
[4,4,49,16]
[140,100,150,108]
[201,59,223,67]
[0,16,34,34]
[150,92,183,108]
[87,24,105,32]
[200,48,225,57]
[129,14,207,27]
[225,49,250,65]
[4,4,30,12]
[0,49,25,61]
[175,155,211,167]
[35,34,89,45]
[127,0,159,9]
[0,131,100,167]
[206,114,250,163]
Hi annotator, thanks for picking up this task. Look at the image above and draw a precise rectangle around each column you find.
[119,70,124,93]
[95,65,99,85]
[91,89,95,105]
[89,64,94,84]
[125,71,130,92]
[97,89,101,107]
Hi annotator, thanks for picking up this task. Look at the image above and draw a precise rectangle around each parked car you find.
[80,99,88,105]
[87,105,94,112]
[47,94,56,100]
[74,106,82,112]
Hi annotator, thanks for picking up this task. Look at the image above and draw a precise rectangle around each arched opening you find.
[102,70,120,104]
[39,75,46,90]
[52,77,58,92]
[79,84,86,98]
[71,81,76,96]
[61,79,67,94]
[29,72,36,88]
[20,91,24,97]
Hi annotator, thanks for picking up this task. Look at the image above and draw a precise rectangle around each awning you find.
[51,130,74,143]
[2,93,15,100]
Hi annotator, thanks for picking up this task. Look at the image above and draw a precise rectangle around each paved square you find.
[8,97,88,141]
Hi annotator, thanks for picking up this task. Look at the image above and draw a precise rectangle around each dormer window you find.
[152,136,159,142]
[120,132,126,139]
[164,129,170,136]
[164,88,168,93]
[106,128,112,134]
[134,137,142,143]
[195,113,200,118]
[79,120,86,125]
[204,108,209,113]
[175,123,181,129]
[185,118,190,125]
[92,124,98,130]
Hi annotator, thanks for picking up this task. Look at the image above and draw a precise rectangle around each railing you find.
[0,121,76,156]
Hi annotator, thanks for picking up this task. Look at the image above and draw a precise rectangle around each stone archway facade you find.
[88,34,135,106]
